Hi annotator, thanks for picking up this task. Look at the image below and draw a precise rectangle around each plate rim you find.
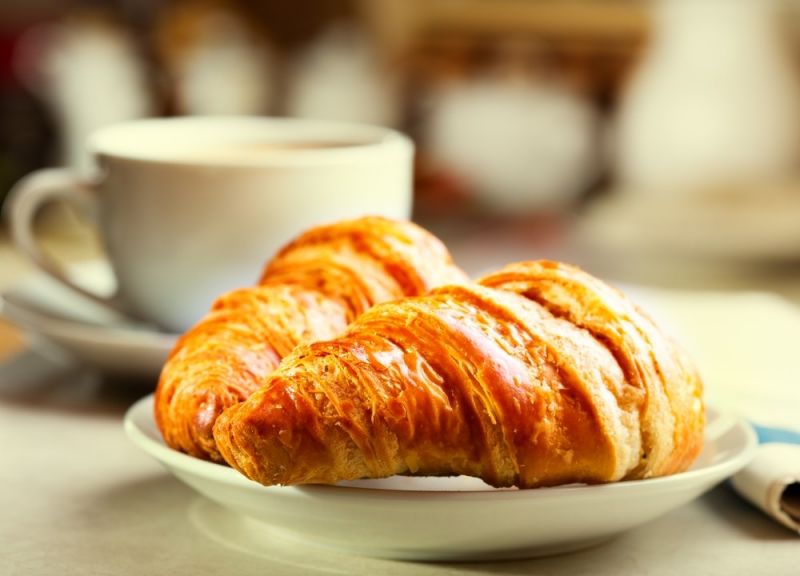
[125,394,758,500]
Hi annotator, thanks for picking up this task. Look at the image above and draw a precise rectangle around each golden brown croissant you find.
[213,260,704,488]
[154,216,467,462]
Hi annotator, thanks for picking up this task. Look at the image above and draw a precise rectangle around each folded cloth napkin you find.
[730,425,800,533]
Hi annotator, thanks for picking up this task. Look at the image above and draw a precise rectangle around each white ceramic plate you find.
[0,262,176,377]
[125,394,757,561]
[580,188,800,261]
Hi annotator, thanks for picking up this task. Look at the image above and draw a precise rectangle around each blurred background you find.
[2,0,800,299]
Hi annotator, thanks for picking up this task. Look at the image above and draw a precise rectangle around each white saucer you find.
[581,188,800,261]
[0,262,177,377]
[125,394,756,561]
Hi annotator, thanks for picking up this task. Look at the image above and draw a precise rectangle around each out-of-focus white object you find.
[425,78,600,214]
[582,182,800,260]
[175,11,274,116]
[15,16,152,177]
[615,0,800,196]
[286,24,400,127]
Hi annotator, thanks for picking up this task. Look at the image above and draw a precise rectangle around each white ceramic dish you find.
[0,262,176,377]
[125,394,757,561]
[581,189,800,261]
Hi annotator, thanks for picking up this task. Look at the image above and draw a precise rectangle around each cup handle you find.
[5,167,126,313]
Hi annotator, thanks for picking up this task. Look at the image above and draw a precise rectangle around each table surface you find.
[1,227,799,576]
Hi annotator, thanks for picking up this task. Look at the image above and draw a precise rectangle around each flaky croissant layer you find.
[214,261,704,488]
[155,217,467,462]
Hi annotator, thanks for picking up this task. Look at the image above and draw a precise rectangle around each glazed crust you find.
[154,217,467,462]
[214,261,704,488]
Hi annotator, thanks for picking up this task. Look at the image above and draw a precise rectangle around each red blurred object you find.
[0,29,23,86]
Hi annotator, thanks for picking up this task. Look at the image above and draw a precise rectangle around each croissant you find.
[213,260,704,488]
[155,216,467,462]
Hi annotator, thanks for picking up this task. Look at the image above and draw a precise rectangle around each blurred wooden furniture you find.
[362,0,647,55]
[361,0,646,102]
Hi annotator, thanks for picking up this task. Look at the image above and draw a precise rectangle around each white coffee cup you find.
[6,117,413,332]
